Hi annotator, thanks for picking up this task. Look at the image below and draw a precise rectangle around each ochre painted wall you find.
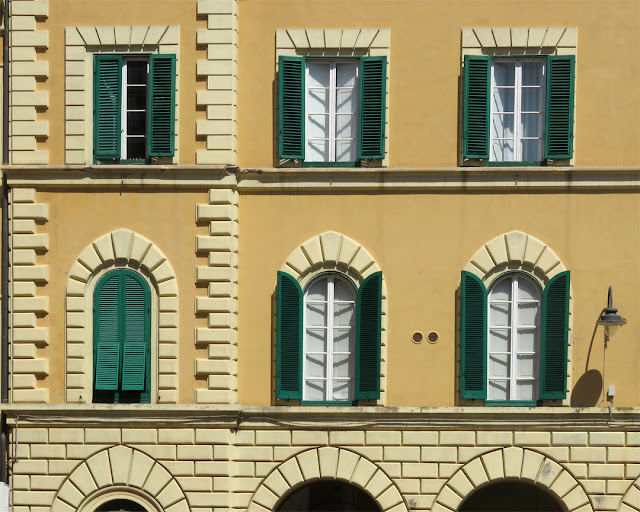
[38,188,209,403]
[237,191,640,407]
[237,0,640,168]
[42,0,206,165]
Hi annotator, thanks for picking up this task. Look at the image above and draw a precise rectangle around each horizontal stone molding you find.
[461,27,577,52]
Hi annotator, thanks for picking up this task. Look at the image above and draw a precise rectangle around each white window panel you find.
[490,59,545,162]
[122,57,149,160]
[306,61,359,163]
[303,275,356,401]
[488,274,541,401]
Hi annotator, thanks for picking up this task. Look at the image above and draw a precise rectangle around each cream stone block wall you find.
[275,28,390,167]
[10,0,50,164]
[194,188,239,403]
[195,0,239,165]
[10,188,49,402]
[65,229,180,404]
[64,25,180,165]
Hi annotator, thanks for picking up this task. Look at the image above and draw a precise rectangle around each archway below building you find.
[96,500,147,512]
[277,480,382,512]
[459,482,564,512]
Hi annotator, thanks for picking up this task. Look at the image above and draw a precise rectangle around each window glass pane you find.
[336,89,357,114]
[308,62,330,88]
[308,114,329,139]
[332,381,350,400]
[517,355,535,378]
[489,303,510,327]
[489,329,510,352]
[307,140,329,162]
[492,88,515,113]
[491,140,514,162]
[518,303,539,326]
[491,114,514,139]
[521,61,544,86]
[127,87,146,110]
[333,329,351,352]
[521,113,543,138]
[127,112,146,136]
[336,115,357,139]
[336,63,358,87]
[491,279,511,301]
[335,140,357,162]
[306,328,326,352]
[333,354,350,378]
[521,88,542,112]
[307,280,327,301]
[518,279,539,301]
[516,380,535,400]
[517,329,536,352]
[494,62,515,86]
[334,280,354,302]
[306,354,326,378]
[127,61,147,85]
[305,380,325,400]
[333,303,354,327]
[489,380,508,400]
[489,354,509,377]
[126,138,145,159]
[306,303,326,326]
[308,89,329,114]
[521,139,542,162]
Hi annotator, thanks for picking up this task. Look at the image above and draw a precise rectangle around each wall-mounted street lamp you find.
[596,286,626,341]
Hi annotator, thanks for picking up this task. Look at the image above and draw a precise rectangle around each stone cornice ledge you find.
[2,404,638,430]
[238,167,640,192]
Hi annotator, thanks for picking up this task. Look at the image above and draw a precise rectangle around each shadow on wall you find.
[570,369,603,407]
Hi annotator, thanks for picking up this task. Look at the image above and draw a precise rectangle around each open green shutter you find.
[93,55,122,160]
[94,273,121,391]
[463,56,491,159]
[121,272,150,391]
[358,57,387,160]
[276,271,303,399]
[540,271,570,399]
[460,271,487,399]
[355,271,382,400]
[545,56,575,160]
[278,56,305,160]
[148,54,176,157]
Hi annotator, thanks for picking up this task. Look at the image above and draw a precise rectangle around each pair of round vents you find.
[412,331,438,344]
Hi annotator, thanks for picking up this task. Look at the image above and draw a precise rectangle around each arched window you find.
[459,482,563,512]
[93,269,151,404]
[96,500,147,512]
[276,480,381,512]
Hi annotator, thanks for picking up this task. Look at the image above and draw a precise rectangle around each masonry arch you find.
[619,473,640,512]
[433,447,591,512]
[65,228,179,404]
[50,446,187,512]
[248,447,408,512]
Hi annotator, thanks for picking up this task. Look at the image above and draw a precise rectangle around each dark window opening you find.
[276,480,381,512]
[459,482,564,512]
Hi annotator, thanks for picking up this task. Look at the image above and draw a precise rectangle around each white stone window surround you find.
[276,28,390,167]
[65,229,179,404]
[64,25,180,165]
[460,27,578,166]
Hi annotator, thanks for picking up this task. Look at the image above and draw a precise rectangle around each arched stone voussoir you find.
[620,475,640,512]
[435,447,592,512]
[249,447,409,512]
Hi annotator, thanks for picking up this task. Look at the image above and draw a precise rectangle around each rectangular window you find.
[94,54,176,164]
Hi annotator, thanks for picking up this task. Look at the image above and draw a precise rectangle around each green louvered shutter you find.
[148,54,176,157]
[540,271,570,399]
[545,56,575,160]
[121,272,150,391]
[355,272,382,400]
[94,55,122,160]
[278,56,305,160]
[94,273,121,391]
[460,271,487,399]
[276,271,303,399]
[463,56,491,159]
[358,57,387,160]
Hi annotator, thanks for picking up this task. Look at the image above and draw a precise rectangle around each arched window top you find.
[96,500,148,512]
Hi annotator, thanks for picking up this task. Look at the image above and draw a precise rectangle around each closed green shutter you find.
[278,56,305,160]
[358,57,387,160]
[276,271,303,399]
[93,55,122,160]
[545,56,575,160]
[355,271,382,400]
[94,273,121,391]
[463,56,491,159]
[148,54,176,157]
[540,271,570,399]
[121,272,150,391]
[460,271,487,399]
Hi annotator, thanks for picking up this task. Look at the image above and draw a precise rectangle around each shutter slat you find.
[545,56,575,159]
[354,272,382,400]
[276,271,303,399]
[358,57,386,160]
[94,274,121,390]
[148,54,176,157]
[278,57,305,160]
[463,56,490,159]
[460,271,487,399]
[93,55,122,160]
[540,271,570,399]
[121,273,149,391]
